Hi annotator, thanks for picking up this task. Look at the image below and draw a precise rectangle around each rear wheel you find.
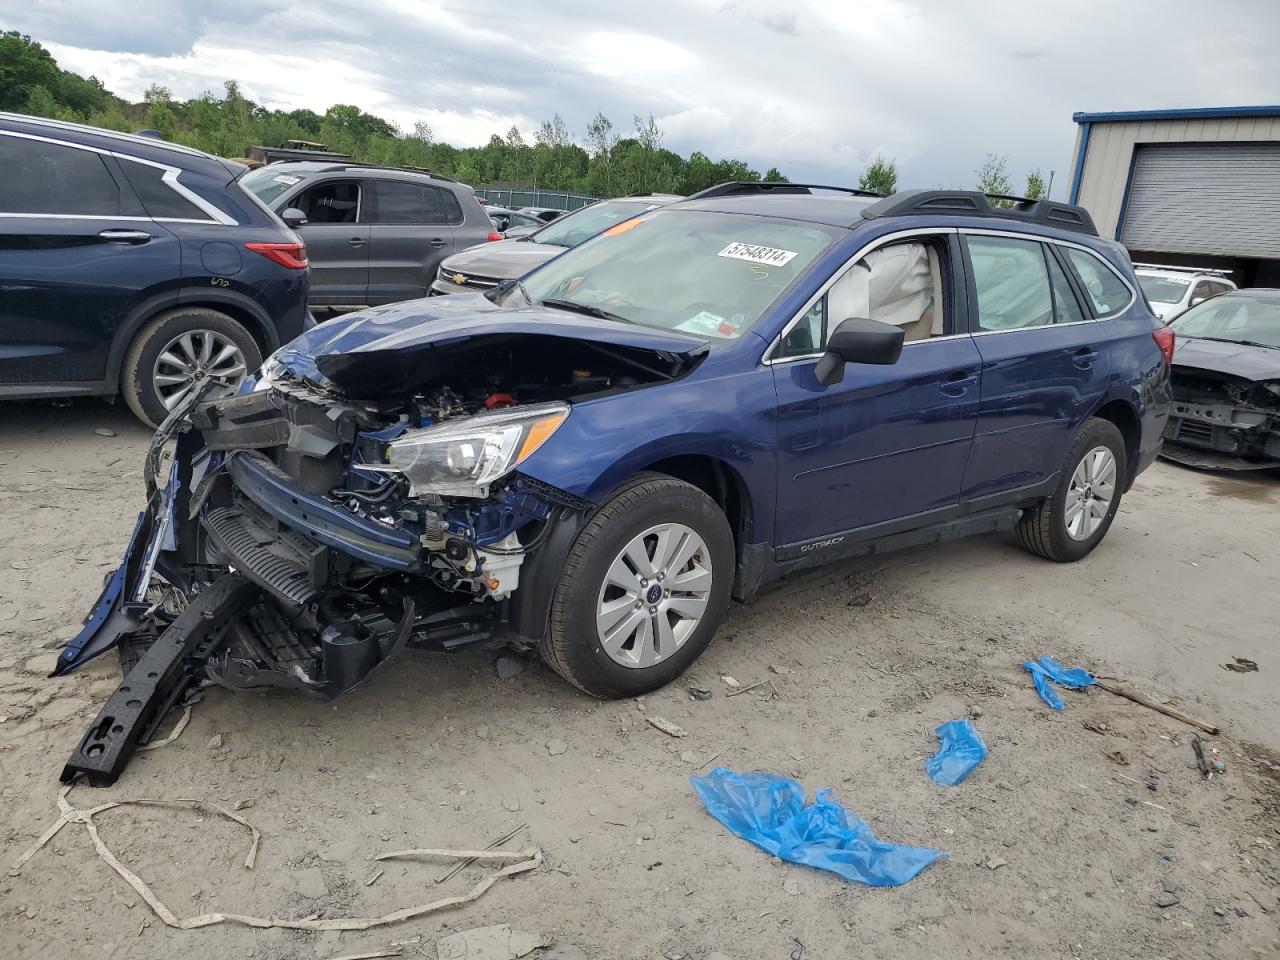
[540,474,734,698]
[1016,417,1127,562]
[121,308,261,427]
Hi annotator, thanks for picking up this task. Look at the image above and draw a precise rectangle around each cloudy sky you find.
[4,0,1278,194]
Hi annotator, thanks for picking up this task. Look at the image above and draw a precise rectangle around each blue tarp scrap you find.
[689,768,946,887]
[925,718,988,786]
[1023,655,1096,711]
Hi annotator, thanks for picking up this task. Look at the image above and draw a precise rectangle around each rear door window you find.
[372,180,462,225]
[1046,249,1087,324]
[0,135,123,216]
[965,236,1055,331]
[1064,248,1132,316]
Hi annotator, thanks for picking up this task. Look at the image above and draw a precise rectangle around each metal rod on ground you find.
[435,823,526,884]
[1093,679,1220,735]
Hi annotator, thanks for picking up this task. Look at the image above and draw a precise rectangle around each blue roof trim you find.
[1069,122,1092,206]
[1073,105,1280,124]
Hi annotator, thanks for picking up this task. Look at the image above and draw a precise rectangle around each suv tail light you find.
[486,231,503,242]
[1152,326,1175,367]
[245,242,308,270]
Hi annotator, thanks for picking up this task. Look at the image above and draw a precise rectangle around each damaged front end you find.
[1162,366,1280,471]
[57,302,705,784]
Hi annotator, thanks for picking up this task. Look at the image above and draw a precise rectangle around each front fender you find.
[517,364,779,543]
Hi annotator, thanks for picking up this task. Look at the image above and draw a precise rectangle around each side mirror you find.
[814,317,905,386]
[1189,296,1207,307]
[281,207,308,229]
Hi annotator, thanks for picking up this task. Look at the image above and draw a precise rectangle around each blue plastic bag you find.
[925,718,988,786]
[1023,655,1095,711]
[689,768,945,886]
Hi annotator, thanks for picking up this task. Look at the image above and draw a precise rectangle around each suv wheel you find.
[1016,417,1127,562]
[121,308,262,427]
[540,474,734,698]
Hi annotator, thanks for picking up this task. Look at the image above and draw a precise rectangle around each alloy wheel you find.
[595,522,713,669]
[152,330,249,410]
[1064,445,1117,541]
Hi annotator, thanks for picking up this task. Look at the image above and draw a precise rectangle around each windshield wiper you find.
[540,298,634,324]
[1187,335,1280,351]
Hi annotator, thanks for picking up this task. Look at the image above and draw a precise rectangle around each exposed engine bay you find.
[1162,365,1280,470]
[55,329,702,784]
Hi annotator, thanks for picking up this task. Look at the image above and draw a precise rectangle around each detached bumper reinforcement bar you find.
[61,575,261,787]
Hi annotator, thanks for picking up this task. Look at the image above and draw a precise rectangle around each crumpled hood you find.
[439,238,564,280]
[272,295,709,399]
[1172,336,1280,382]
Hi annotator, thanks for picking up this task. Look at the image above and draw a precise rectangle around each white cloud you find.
[6,0,1279,192]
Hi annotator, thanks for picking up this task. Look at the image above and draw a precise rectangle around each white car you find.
[1134,264,1236,323]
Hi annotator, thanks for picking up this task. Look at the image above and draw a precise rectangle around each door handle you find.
[348,237,367,247]
[429,238,447,247]
[96,229,151,244]
[1072,348,1099,369]
[940,371,978,396]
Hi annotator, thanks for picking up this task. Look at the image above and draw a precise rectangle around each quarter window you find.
[1064,248,1131,316]
[966,236,1055,331]
[0,135,123,216]
[373,180,462,225]
[119,158,208,220]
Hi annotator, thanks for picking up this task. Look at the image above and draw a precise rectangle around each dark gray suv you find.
[240,162,497,308]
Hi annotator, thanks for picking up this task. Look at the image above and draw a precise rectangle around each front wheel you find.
[1016,417,1127,562]
[540,474,734,698]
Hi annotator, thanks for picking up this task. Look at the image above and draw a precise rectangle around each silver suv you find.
[241,162,497,309]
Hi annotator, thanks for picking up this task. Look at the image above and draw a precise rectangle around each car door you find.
[959,234,1111,501]
[287,178,369,306]
[0,132,179,389]
[771,231,983,549]
[366,179,458,304]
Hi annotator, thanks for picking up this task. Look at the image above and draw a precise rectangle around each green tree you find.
[762,167,788,182]
[976,153,1013,199]
[858,155,897,195]
[1024,168,1047,200]
[584,112,619,195]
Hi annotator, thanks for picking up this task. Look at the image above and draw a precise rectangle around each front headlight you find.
[362,403,569,497]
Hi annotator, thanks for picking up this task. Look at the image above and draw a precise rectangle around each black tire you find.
[540,473,735,698]
[1016,417,1127,562]
[121,308,262,428]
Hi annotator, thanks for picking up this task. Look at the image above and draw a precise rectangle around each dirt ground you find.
[2,399,1278,960]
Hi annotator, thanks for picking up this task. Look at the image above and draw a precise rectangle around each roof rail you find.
[687,180,886,201]
[860,189,1098,236]
[320,161,459,183]
[1131,262,1234,276]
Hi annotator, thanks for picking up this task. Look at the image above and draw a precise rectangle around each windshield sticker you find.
[602,219,644,237]
[675,310,728,335]
[718,241,798,267]
[272,174,302,186]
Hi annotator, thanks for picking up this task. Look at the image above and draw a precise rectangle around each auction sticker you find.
[718,241,797,267]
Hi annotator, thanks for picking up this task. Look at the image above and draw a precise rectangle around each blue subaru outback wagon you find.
[57,181,1173,784]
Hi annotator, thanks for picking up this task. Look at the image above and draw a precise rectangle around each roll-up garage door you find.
[1120,143,1280,258]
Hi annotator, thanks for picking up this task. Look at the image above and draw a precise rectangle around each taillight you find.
[486,231,503,242]
[245,242,308,270]
[1152,326,1175,367]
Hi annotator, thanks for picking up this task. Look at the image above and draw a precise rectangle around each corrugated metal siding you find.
[1120,143,1280,258]
[1073,116,1280,236]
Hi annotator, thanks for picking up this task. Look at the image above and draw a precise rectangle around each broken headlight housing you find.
[362,403,569,497]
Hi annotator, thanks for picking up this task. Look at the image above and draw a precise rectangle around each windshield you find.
[1170,295,1280,349]
[239,166,308,206]
[513,208,843,339]
[529,199,668,248]
[1138,275,1190,304]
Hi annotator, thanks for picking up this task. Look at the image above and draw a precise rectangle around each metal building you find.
[1069,106,1280,286]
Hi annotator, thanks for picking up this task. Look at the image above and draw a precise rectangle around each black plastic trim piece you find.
[861,189,1098,236]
